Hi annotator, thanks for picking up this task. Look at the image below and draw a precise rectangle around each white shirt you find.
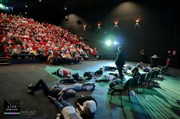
[62,106,82,119]
[81,100,97,113]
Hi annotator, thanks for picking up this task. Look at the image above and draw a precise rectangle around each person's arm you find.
[49,84,58,91]
[57,87,67,96]
[56,113,61,119]
[57,90,64,96]
[75,108,83,119]
[75,108,80,114]
[77,102,85,111]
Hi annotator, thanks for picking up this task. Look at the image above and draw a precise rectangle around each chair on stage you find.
[158,65,169,79]
[108,78,137,106]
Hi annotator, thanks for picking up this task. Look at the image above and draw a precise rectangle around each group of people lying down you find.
[27,64,152,119]
[27,68,97,119]
[27,79,96,119]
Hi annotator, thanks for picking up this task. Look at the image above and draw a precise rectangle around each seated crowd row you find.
[0,13,97,64]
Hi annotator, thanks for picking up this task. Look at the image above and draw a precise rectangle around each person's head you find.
[118,46,122,52]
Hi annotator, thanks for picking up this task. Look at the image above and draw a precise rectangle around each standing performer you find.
[115,46,125,79]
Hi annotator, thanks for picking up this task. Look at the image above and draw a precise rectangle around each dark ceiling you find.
[1,0,180,25]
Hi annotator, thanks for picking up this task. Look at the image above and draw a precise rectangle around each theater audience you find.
[0,13,95,64]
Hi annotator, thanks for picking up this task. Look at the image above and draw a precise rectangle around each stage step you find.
[0,51,10,66]
[0,62,10,66]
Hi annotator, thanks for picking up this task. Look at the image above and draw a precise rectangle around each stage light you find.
[0,3,13,11]
[113,20,119,28]
[83,24,86,31]
[135,18,140,23]
[135,18,141,30]
[97,22,101,30]
[0,3,5,10]
[113,41,118,45]
[39,0,42,2]
[65,15,68,21]
[25,5,28,8]
[114,21,118,25]
[105,40,112,46]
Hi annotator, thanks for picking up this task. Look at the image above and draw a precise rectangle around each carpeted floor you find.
[0,60,180,119]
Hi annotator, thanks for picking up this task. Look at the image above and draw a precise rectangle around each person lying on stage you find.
[75,95,97,119]
[52,68,71,77]
[47,96,83,119]
[27,79,96,98]
[95,73,118,82]
[59,72,83,84]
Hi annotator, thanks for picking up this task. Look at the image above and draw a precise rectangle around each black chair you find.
[138,74,146,86]
[144,71,154,87]
[145,70,161,88]
[136,74,146,93]
[158,65,169,79]
[108,79,134,106]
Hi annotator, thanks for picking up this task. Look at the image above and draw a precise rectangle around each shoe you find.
[52,72,56,75]
[95,79,99,82]
[28,83,33,89]
[27,90,34,95]
[59,80,64,83]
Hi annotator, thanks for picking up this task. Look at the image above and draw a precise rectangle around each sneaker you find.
[52,72,56,75]
[27,90,34,95]
[28,83,33,89]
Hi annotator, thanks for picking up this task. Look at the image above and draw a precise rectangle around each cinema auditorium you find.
[0,0,179,119]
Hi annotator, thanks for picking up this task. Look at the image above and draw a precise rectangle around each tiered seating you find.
[0,12,97,64]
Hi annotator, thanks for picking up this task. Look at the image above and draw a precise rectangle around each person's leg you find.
[59,79,76,84]
[60,99,72,107]
[28,79,44,94]
[29,79,51,95]
[118,66,123,78]
[39,80,53,96]
[49,96,64,111]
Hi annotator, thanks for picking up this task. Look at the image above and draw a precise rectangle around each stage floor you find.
[0,60,180,119]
